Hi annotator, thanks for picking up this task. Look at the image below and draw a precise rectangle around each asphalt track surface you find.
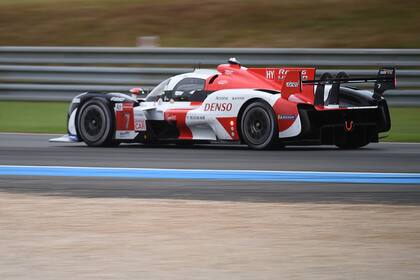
[1,133,420,204]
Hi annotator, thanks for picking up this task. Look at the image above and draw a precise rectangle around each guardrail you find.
[0,47,419,105]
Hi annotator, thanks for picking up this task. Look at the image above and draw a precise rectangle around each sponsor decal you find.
[111,97,125,102]
[278,114,297,120]
[266,70,275,80]
[217,80,228,85]
[134,110,147,131]
[278,69,287,80]
[118,131,130,136]
[187,115,205,120]
[204,103,233,112]
[123,102,133,109]
[286,81,299,88]
[135,120,146,131]
[232,96,245,100]
[115,131,138,139]
[115,103,123,111]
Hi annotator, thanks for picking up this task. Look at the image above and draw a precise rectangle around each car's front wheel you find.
[240,101,278,150]
[77,98,117,147]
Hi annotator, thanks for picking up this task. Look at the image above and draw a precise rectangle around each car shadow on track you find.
[103,143,376,152]
[57,142,378,152]
[102,144,378,152]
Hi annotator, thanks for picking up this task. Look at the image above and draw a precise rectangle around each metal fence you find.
[0,47,419,105]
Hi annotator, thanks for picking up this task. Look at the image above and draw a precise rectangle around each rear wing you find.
[301,67,396,106]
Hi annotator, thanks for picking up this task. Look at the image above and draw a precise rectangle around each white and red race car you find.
[51,58,395,150]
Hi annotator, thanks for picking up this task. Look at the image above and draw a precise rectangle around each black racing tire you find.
[240,101,278,150]
[77,98,117,147]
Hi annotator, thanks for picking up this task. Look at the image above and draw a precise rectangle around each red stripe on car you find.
[216,117,239,140]
[164,109,193,139]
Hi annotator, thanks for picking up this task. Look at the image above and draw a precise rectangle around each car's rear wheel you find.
[240,101,278,150]
[77,98,118,147]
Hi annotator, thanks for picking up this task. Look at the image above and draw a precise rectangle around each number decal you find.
[116,102,134,131]
[124,113,130,130]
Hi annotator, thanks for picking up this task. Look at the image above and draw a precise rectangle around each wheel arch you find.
[236,98,275,143]
[74,95,112,140]
[72,92,136,139]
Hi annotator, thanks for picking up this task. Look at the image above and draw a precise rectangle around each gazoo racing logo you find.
[204,102,233,112]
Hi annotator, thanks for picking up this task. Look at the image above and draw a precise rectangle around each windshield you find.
[145,78,170,102]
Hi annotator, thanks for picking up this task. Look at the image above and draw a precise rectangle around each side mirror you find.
[130,87,145,95]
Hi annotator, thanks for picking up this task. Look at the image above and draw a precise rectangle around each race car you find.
[50,58,395,150]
